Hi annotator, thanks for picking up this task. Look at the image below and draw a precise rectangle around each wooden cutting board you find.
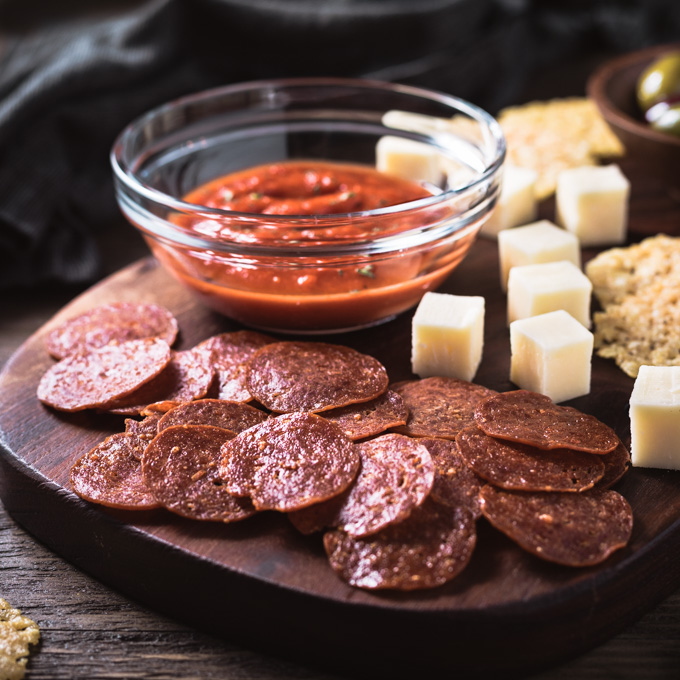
[1,179,680,678]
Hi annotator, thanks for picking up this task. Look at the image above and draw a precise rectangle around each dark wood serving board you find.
[1,170,680,679]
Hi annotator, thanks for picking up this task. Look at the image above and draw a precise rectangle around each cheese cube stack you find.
[555,164,630,246]
[480,165,538,239]
[411,292,485,382]
[375,135,443,186]
[510,310,593,402]
[629,366,680,470]
[507,260,592,327]
[497,220,581,293]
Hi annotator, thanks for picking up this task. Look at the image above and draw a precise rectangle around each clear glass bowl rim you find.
[110,76,506,229]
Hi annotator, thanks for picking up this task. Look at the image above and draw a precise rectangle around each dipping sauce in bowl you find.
[111,78,504,333]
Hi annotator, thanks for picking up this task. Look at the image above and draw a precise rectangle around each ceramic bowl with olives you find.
[637,50,680,137]
[588,43,680,191]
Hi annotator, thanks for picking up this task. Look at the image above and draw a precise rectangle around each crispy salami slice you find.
[474,390,620,454]
[219,412,360,512]
[37,338,171,412]
[46,302,178,359]
[321,390,408,441]
[124,412,163,460]
[125,412,162,440]
[419,437,483,518]
[196,331,274,402]
[158,399,267,434]
[102,346,214,415]
[324,500,476,590]
[245,341,389,413]
[70,433,160,509]
[391,376,496,440]
[142,425,255,522]
[596,440,632,489]
[289,433,434,537]
[456,427,605,492]
[479,485,633,567]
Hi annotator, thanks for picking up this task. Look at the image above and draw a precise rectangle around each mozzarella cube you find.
[412,292,485,382]
[375,135,443,186]
[497,220,581,292]
[510,310,593,402]
[507,260,592,327]
[382,110,452,135]
[480,165,538,239]
[555,164,630,246]
[630,365,680,470]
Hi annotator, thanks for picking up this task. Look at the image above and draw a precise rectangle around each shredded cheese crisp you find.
[498,97,624,199]
[586,235,680,377]
[0,599,40,680]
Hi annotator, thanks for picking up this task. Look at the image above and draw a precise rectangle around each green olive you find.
[636,51,680,112]
[650,102,680,137]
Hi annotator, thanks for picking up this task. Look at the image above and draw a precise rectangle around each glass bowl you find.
[111,78,505,333]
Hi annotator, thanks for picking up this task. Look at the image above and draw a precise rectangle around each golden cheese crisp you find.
[498,97,624,199]
[0,599,40,680]
[587,234,680,307]
[586,235,680,377]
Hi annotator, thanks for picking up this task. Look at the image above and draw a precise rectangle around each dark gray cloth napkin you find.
[0,0,677,290]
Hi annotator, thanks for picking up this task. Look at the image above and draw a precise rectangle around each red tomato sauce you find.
[184,160,431,216]
[151,160,471,331]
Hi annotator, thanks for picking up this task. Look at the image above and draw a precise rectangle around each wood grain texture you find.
[1,158,680,679]
[2,503,679,680]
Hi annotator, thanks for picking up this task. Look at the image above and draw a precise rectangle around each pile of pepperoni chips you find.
[38,302,633,591]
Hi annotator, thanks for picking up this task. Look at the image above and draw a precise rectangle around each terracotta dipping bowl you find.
[587,43,680,191]
[110,78,504,334]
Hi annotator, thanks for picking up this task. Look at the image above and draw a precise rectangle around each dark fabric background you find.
[0,0,678,290]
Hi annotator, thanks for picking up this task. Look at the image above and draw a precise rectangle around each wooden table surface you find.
[2,50,680,674]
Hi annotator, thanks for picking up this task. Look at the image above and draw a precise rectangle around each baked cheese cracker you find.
[498,98,624,199]
[0,599,40,680]
[586,235,680,377]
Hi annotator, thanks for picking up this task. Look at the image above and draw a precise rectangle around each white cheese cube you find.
[507,260,592,327]
[480,165,538,239]
[497,220,581,292]
[375,135,443,186]
[380,110,479,190]
[411,292,485,382]
[630,365,680,470]
[382,110,452,135]
[555,164,630,246]
[510,310,593,402]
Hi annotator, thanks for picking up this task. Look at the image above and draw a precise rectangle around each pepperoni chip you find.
[479,485,633,567]
[46,301,178,359]
[142,425,255,523]
[474,390,620,454]
[419,437,483,518]
[124,412,163,460]
[70,433,160,509]
[219,412,360,512]
[324,500,476,590]
[596,440,631,489]
[245,341,389,413]
[321,390,408,441]
[456,427,605,493]
[196,331,274,402]
[392,376,497,440]
[289,433,434,538]
[37,338,172,412]
[125,412,162,440]
[102,347,214,415]
[158,399,268,434]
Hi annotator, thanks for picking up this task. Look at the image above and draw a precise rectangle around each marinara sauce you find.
[151,160,472,331]
[184,160,432,216]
